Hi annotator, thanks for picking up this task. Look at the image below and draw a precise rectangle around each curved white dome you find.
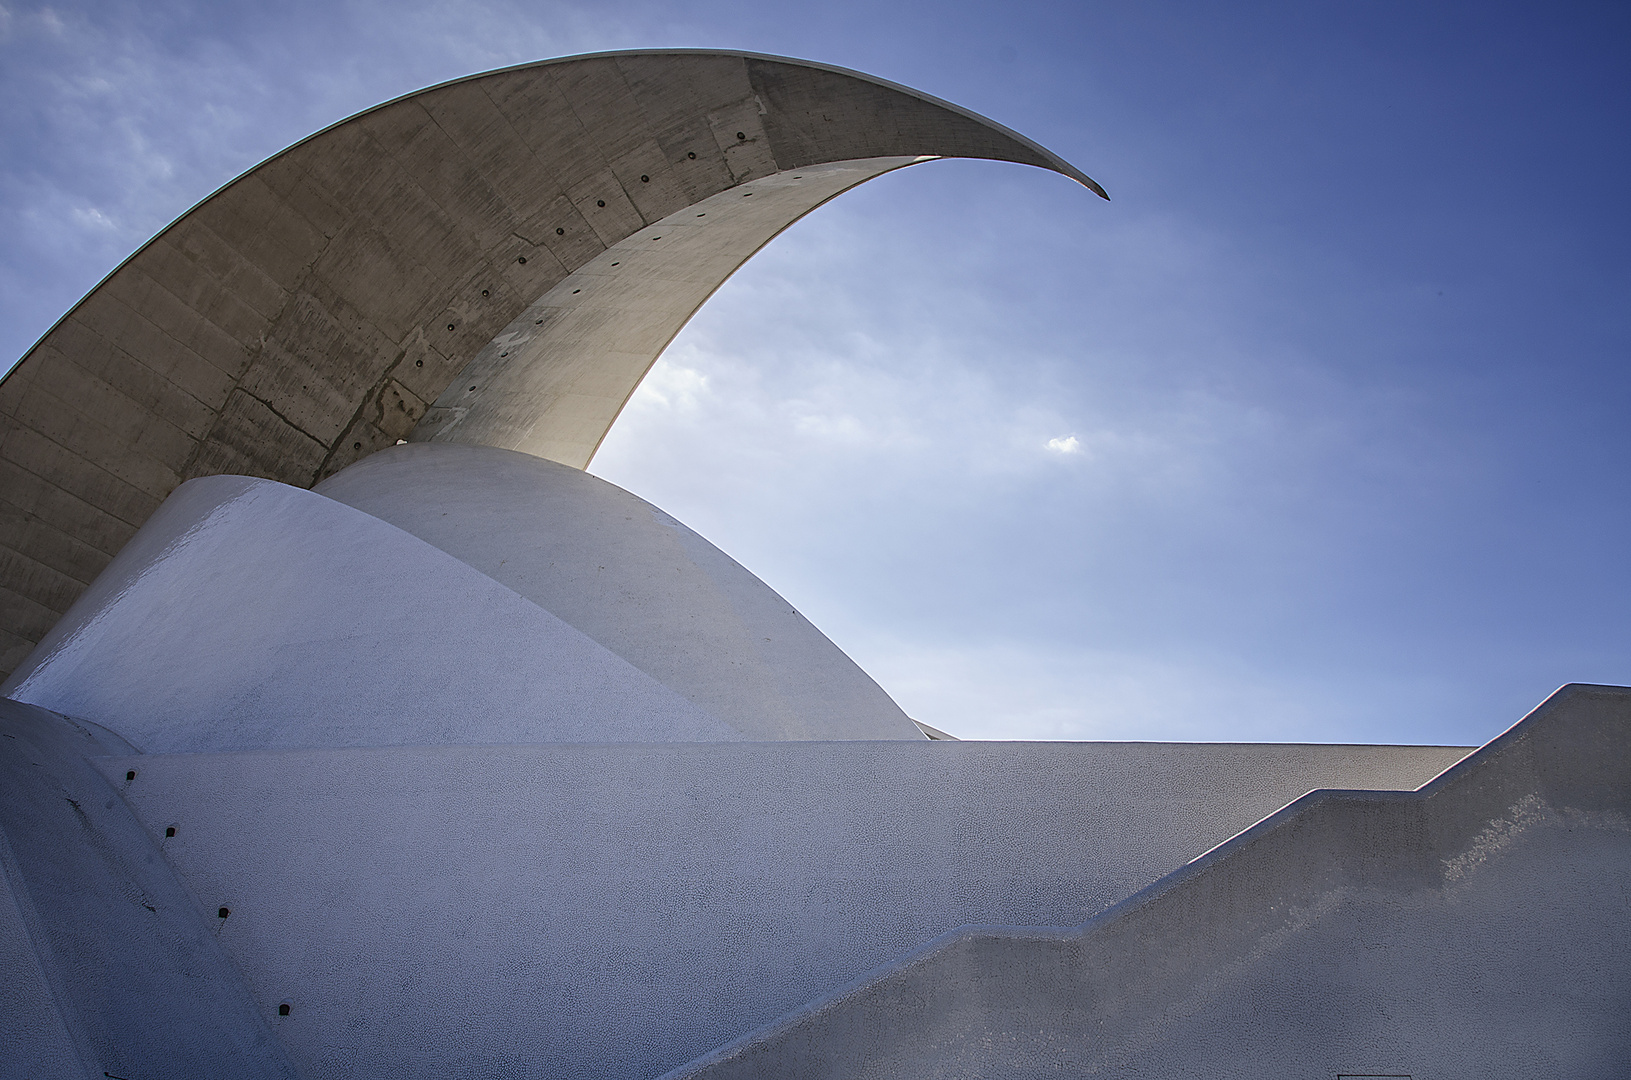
[316,443,924,742]
[2,473,737,750]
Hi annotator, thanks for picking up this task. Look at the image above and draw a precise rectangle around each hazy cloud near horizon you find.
[4,0,1629,744]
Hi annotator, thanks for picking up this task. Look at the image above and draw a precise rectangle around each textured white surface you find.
[1,475,735,750]
[666,686,1631,1080]
[0,699,297,1080]
[0,832,86,1080]
[96,738,1470,1080]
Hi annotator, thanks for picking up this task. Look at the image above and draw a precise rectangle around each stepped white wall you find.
[95,738,1469,1080]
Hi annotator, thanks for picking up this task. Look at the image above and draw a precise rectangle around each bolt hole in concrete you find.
[217,907,230,919]
[640,174,649,182]
[687,151,696,159]
[736,131,745,139]
[469,386,477,392]
[164,827,175,837]
[481,289,489,297]
[353,442,361,450]
[596,199,606,207]
[535,319,543,325]
[415,359,423,366]
[573,289,581,294]
[517,256,526,264]
[125,770,135,781]
[611,261,619,266]
[556,227,565,235]
[279,1003,291,1016]
[500,352,508,357]
[447,323,455,331]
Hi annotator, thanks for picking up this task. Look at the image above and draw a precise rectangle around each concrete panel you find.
[1,474,737,750]
[31,329,221,436]
[0,456,140,555]
[0,544,89,614]
[0,697,299,1080]
[316,443,925,741]
[0,421,162,526]
[0,583,63,643]
[181,388,329,481]
[0,498,112,587]
[94,738,1467,1080]
[0,51,1102,673]
[671,684,1630,1079]
[0,626,37,677]
[4,374,183,498]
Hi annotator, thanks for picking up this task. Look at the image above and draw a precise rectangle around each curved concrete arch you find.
[411,155,928,465]
[0,50,1103,675]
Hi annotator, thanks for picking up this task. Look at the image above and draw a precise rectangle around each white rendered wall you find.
[0,836,86,1080]
[97,739,1471,1080]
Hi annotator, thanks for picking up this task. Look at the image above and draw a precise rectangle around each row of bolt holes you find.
[449,149,785,393]
[134,766,176,842]
[208,901,294,1020]
[498,140,755,274]
[133,768,283,1010]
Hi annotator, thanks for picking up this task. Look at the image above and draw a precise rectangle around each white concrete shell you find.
[0,473,740,750]
[315,444,923,741]
[0,50,1104,674]
[2,443,921,746]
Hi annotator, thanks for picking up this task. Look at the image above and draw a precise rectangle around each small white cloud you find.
[1045,434,1081,454]
[70,206,117,231]
[629,359,709,411]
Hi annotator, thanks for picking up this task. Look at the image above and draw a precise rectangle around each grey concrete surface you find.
[317,443,923,741]
[669,684,1631,1079]
[0,50,1103,676]
[0,696,298,1080]
[412,157,923,463]
[95,738,1467,1080]
[1,473,739,750]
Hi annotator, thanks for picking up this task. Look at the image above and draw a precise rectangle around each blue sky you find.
[3,1,1628,744]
